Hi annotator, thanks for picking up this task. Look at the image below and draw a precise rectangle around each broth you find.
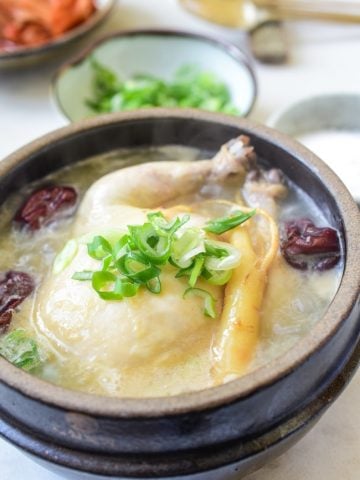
[0,145,343,397]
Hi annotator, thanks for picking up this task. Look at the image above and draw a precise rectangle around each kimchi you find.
[0,0,96,51]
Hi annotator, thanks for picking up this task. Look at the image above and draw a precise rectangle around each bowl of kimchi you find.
[0,0,115,68]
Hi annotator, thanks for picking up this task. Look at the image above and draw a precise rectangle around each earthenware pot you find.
[0,110,359,480]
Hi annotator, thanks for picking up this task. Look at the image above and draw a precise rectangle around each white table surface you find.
[0,1,359,479]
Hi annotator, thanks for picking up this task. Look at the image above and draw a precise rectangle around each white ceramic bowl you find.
[0,0,115,69]
[268,93,360,202]
[53,29,257,122]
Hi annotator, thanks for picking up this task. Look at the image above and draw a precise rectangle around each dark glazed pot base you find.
[2,336,359,480]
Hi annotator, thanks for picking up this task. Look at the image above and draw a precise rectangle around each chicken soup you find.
[0,137,343,397]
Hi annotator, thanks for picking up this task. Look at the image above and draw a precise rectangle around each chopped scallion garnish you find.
[189,255,205,288]
[91,271,139,300]
[117,252,161,284]
[146,276,161,294]
[203,268,233,286]
[53,239,78,274]
[147,211,189,235]
[204,241,241,271]
[204,210,256,235]
[117,279,140,298]
[171,228,205,269]
[70,209,255,316]
[183,287,217,319]
[87,235,113,260]
[128,224,171,264]
[72,270,93,281]
[92,271,122,300]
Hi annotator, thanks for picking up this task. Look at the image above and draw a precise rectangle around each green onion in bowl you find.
[86,60,240,115]
[53,30,257,122]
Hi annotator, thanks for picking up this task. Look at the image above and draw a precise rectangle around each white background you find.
[0,1,359,479]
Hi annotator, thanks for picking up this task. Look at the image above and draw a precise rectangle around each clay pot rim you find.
[0,109,359,417]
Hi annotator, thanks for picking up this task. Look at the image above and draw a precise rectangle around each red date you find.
[281,218,341,271]
[14,186,77,231]
[0,271,34,333]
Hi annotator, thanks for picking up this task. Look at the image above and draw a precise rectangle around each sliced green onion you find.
[75,270,139,298]
[200,268,212,281]
[204,240,229,258]
[53,239,78,274]
[183,287,217,319]
[0,329,42,371]
[204,241,241,271]
[175,263,194,279]
[71,209,243,313]
[72,271,94,281]
[116,279,139,298]
[204,210,256,235]
[147,211,190,235]
[117,250,150,270]
[86,61,240,115]
[101,255,113,271]
[90,58,119,97]
[203,268,233,286]
[128,223,171,264]
[117,252,161,284]
[112,234,132,260]
[171,228,205,268]
[92,271,123,301]
[189,255,205,288]
[87,236,113,260]
[146,276,161,294]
